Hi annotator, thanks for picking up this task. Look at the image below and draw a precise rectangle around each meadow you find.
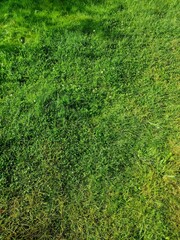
[0,0,179,239]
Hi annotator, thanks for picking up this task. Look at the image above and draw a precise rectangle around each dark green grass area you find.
[0,0,180,239]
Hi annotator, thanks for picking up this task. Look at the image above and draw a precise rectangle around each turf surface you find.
[0,0,180,239]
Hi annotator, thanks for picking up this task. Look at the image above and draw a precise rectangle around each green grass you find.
[0,0,179,239]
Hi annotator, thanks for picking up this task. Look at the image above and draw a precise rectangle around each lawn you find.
[0,0,179,239]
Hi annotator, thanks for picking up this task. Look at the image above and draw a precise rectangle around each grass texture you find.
[0,0,180,239]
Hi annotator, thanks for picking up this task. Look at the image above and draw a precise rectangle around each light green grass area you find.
[0,0,180,239]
